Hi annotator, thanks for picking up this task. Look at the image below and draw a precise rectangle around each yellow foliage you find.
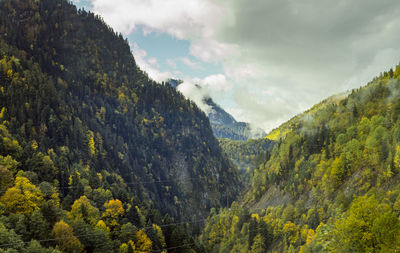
[251,213,260,221]
[306,229,315,245]
[96,220,110,232]
[128,240,136,251]
[135,229,152,253]
[53,220,83,253]
[394,146,400,170]
[0,107,5,120]
[283,222,299,245]
[31,140,38,150]
[6,69,12,78]
[0,177,44,215]
[68,195,100,225]
[104,199,124,217]
[103,199,124,228]
[231,215,239,234]
[152,224,166,247]
[87,130,96,156]
[119,243,128,253]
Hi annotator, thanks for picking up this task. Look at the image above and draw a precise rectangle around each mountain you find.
[204,97,266,140]
[200,65,400,252]
[168,79,266,140]
[0,0,241,251]
[218,138,273,185]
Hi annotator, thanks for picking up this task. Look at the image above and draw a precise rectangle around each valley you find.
[1,0,400,252]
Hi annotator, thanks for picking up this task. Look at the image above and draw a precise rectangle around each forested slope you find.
[218,138,272,185]
[0,0,240,251]
[201,65,400,252]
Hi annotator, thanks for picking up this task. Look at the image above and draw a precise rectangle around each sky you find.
[72,0,400,132]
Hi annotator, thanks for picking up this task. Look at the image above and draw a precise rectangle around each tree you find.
[119,222,137,243]
[135,229,152,253]
[0,165,13,192]
[72,219,112,253]
[0,222,25,252]
[29,210,49,241]
[68,195,100,226]
[52,220,83,253]
[250,234,266,253]
[248,217,258,249]
[0,176,44,215]
[102,199,124,229]
[333,194,400,252]
[25,240,61,253]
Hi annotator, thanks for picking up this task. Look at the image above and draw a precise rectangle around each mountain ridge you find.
[168,79,266,140]
[0,0,240,251]
[200,64,400,252]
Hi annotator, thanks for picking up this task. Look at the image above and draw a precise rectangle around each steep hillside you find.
[200,65,400,252]
[0,0,240,251]
[205,97,266,141]
[218,138,273,185]
[168,79,266,140]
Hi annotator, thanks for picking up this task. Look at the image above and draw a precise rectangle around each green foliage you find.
[201,64,400,252]
[68,195,100,226]
[0,0,240,222]
[0,0,242,251]
[218,138,272,185]
[332,194,400,252]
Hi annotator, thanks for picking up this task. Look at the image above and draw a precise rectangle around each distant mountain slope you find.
[0,0,240,251]
[201,65,400,252]
[168,79,266,140]
[218,138,273,185]
[204,97,266,140]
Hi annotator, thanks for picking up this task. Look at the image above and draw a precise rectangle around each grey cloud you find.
[211,0,400,131]
[76,0,400,132]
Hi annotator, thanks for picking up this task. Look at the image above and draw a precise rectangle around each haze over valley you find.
[1,0,400,252]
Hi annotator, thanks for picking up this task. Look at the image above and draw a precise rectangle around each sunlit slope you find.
[201,65,400,252]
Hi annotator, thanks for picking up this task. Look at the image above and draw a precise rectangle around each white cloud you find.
[201,74,231,93]
[166,59,177,69]
[147,57,159,67]
[180,57,199,69]
[89,0,222,38]
[86,0,400,132]
[131,43,173,82]
[177,81,212,113]
[189,39,238,62]
[89,0,238,63]
[175,73,232,114]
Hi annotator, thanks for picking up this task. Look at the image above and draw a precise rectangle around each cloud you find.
[176,73,232,114]
[86,0,400,132]
[90,0,225,37]
[166,59,177,69]
[180,57,199,69]
[213,0,400,131]
[189,39,238,62]
[177,81,212,113]
[201,74,231,93]
[89,0,237,63]
[131,43,173,82]
[147,57,159,67]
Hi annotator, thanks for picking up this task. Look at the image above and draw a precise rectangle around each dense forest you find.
[218,138,272,185]
[200,65,400,252]
[3,0,400,252]
[0,0,241,252]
